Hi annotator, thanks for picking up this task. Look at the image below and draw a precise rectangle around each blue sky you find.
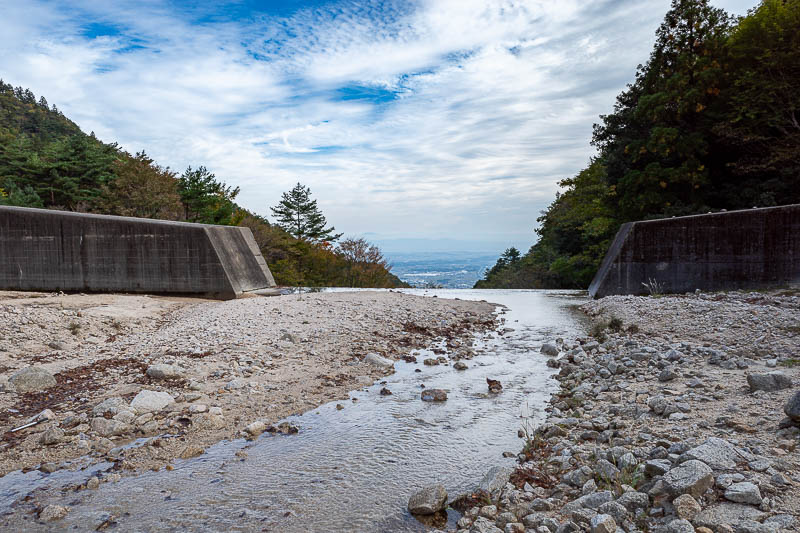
[0,0,756,252]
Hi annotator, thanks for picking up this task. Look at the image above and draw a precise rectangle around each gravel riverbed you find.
[446,290,800,533]
[0,290,496,481]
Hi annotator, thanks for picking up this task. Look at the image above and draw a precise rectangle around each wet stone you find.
[421,389,447,402]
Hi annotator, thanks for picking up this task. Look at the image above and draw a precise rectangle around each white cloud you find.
[0,0,756,249]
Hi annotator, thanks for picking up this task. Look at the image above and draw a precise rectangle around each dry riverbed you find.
[0,290,496,479]
[447,290,800,533]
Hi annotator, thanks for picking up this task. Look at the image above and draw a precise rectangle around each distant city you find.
[383,251,500,289]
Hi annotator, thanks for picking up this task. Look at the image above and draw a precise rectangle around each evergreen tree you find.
[270,182,342,243]
[177,166,240,224]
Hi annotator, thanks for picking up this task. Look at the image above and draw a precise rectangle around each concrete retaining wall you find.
[0,206,276,299]
[589,204,800,298]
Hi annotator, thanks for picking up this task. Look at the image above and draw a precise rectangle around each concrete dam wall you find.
[0,206,276,299]
[589,204,800,298]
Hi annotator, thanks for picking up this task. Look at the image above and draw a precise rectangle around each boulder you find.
[659,519,694,533]
[724,482,762,505]
[470,517,503,533]
[91,417,130,437]
[658,367,678,382]
[541,343,560,356]
[680,437,752,470]
[421,389,447,402]
[479,466,514,497]
[39,504,69,522]
[663,460,713,498]
[589,514,616,533]
[783,391,800,422]
[9,367,56,393]
[672,494,701,521]
[364,353,394,369]
[693,503,766,530]
[146,364,182,380]
[39,427,65,445]
[92,397,127,416]
[407,484,447,514]
[129,390,175,414]
[746,372,792,392]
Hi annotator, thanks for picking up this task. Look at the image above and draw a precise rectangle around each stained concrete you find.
[589,204,800,298]
[0,206,276,299]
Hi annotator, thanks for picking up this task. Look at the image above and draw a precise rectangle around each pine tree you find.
[270,182,342,243]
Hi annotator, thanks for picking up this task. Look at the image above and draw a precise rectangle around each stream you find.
[1,289,587,532]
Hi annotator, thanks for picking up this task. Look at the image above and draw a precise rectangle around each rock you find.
[563,491,614,513]
[724,482,762,505]
[421,389,447,402]
[146,363,182,380]
[225,378,245,390]
[541,343,560,356]
[86,477,100,490]
[244,421,267,437]
[680,437,752,470]
[364,353,394,369]
[189,404,207,414]
[39,427,65,445]
[597,502,628,525]
[179,445,205,459]
[487,378,502,393]
[589,514,616,533]
[659,519,694,533]
[479,466,513,498]
[90,417,130,437]
[470,516,503,533]
[783,391,800,422]
[563,466,593,487]
[763,514,796,530]
[9,366,56,393]
[693,502,766,530]
[423,358,439,366]
[645,459,673,477]
[663,460,713,498]
[496,512,518,529]
[616,491,649,514]
[129,390,175,414]
[39,504,69,521]
[454,361,468,370]
[658,367,679,382]
[672,494,701,521]
[504,523,524,533]
[594,458,620,481]
[92,397,127,416]
[407,484,447,515]
[480,505,499,519]
[746,372,792,392]
[113,410,136,424]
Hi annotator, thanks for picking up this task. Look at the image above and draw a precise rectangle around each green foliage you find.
[477,0,799,290]
[0,79,405,289]
[270,182,342,243]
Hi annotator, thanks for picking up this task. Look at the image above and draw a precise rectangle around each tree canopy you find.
[270,182,343,243]
[476,0,800,290]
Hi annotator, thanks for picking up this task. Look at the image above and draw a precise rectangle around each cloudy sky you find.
[0,0,755,252]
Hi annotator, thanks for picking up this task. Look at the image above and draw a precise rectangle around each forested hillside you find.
[0,80,406,288]
[476,0,799,289]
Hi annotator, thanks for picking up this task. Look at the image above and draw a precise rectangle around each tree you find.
[177,166,240,224]
[270,182,342,243]
[97,151,182,219]
[337,237,392,286]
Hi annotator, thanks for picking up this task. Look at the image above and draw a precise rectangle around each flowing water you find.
[1,289,587,532]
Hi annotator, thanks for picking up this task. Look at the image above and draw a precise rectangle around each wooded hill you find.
[476,0,799,290]
[0,80,406,288]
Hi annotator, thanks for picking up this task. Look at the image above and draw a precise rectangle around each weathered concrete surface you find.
[589,204,800,298]
[0,206,275,299]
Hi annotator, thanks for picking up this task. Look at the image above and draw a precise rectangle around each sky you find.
[0,0,756,253]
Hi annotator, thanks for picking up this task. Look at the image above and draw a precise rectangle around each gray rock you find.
[734,521,779,533]
[563,466,593,487]
[658,519,694,533]
[594,458,620,481]
[541,343,560,356]
[470,517,503,533]
[39,427,65,445]
[504,523,524,533]
[783,391,800,422]
[746,372,792,392]
[92,397,126,416]
[225,378,246,390]
[724,482,762,505]
[9,367,56,393]
[563,490,614,513]
[146,363,182,380]
[645,459,673,477]
[615,491,650,514]
[91,417,130,437]
[663,460,713,498]
[589,514,616,533]
[407,484,447,514]
[680,437,753,470]
[693,502,766,530]
[479,466,513,497]
[495,512,517,529]
[364,352,394,369]
[763,514,796,530]
[555,521,581,533]
[421,389,447,402]
[454,361,468,370]
[39,504,69,522]
[658,367,679,382]
[597,502,628,524]
[129,390,175,414]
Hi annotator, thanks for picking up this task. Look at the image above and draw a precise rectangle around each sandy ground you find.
[0,290,496,477]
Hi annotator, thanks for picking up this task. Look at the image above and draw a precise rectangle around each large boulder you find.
[9,367,56,393]
[146,364,182,380]
[747,372,792,392]
[129,390,175,414]
[479,466,514,498]
[364,353,394,369]
[663,460,713,498]
[784,391,800,422]
[679,437,753,470]
[724,482,762,505]
[407,484,447,514]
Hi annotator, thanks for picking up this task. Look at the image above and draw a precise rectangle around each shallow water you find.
[2,289,587,532]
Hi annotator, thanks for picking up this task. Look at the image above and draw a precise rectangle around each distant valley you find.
[384,251,499,289]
